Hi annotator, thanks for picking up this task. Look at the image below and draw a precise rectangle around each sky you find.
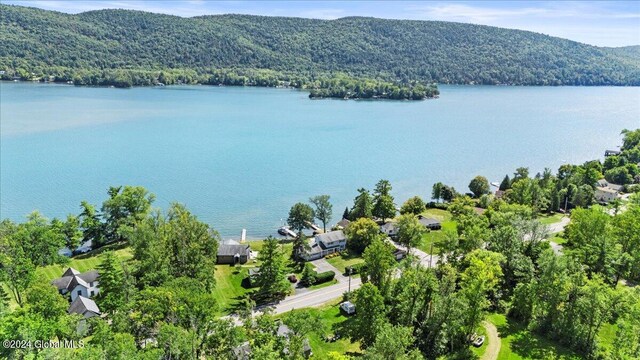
[5,1,640,47]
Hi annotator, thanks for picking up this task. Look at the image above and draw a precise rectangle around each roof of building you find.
[418,217,441,226]
[68,296,100,316]
[52,268,99,291]
[315,230,346,246]
[336,219,351,228]
[596,186,619,194]
[380,222,397,231]
[217,244,251,257]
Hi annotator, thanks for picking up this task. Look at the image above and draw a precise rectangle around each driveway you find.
[310,258,349,283]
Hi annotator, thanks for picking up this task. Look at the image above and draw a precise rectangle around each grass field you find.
[538,213,564,225]
[550,235,568,245]
[213,264,253,315]
[36,245,133,282]
[487,314,581,360]
[326,253,364,275]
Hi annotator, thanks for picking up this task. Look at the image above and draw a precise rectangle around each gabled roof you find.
[51,268,99,292]
[380,222,397,231]
[217,244,251,257]
[315,230,346,246]
[68,296,100,316]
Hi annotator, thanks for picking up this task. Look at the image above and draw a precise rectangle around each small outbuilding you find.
[68,296,101,318]
[217,244,251,265]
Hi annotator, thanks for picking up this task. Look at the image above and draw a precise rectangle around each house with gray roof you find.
[418,215,442,230]
[380,222,399,238]
[51,267,100,301]
[217,244,251,265]
[68,296,101,318]
[302,230,347,261]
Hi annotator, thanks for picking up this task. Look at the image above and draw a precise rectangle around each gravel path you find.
[481,321,501,360]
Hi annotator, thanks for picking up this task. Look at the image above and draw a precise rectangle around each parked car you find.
[339,301,356,315]
[472,335,485,347]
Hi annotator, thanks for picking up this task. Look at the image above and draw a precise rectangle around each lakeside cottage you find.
[217,244,251,265]
[302,230,347,261]
[418,215,442,230]
[380,221,399,238]
[52,267,100,301]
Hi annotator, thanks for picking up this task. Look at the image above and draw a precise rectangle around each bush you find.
[346,263,366,275]
[315,270,335,284]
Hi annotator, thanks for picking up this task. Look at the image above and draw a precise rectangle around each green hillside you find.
[1,4,639,88]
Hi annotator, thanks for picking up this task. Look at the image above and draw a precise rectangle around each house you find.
[217,244,251,265]
[380,222,399,238]
[418,215,441,230]
[302,230,347,261]
[340,301,356,315]
[68,296,101,318]
[51,267,100,301]
[595,179,624,204]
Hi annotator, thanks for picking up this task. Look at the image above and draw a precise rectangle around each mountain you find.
[1,4,639,86]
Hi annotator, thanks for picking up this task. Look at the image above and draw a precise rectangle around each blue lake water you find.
[1,82,639,239]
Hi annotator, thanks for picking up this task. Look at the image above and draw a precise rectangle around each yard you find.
[276,300,362,359]
[487,314,581,360]
[326,253,364,275]
[212,264,252,315]
[36,244,133,282]
[416,208,457,255]
[538,213,565,225]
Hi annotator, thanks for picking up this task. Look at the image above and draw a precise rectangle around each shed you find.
[217,244,251,265]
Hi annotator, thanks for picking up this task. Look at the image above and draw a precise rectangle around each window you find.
[90,291,94,296]
[90,282,93,287]
[77,290,81,296]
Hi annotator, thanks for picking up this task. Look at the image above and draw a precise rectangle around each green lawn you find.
[277,300,362,359]
[538,213,564,225]
[417,220,457,255]
[326,253,364,275]
[421,208,453,221]
[212,264,253,315]
[36,246,133,282]
[550,235,567,245]
[487,314,581,360]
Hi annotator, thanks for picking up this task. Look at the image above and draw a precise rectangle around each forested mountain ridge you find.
[1,4,639,87]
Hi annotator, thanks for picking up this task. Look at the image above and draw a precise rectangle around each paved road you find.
[480,321,501,360]
[272,276,362,314]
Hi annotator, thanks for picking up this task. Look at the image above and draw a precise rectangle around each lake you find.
[1,82,639,239]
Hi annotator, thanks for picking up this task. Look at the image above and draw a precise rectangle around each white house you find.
[595,179,624,204]
[51,267,100,301]
[302,230,347,261]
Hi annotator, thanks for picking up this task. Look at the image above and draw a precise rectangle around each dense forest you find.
[1,4,639,95]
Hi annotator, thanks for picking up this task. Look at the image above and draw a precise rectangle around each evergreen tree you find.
[499,174,511,191]
[372,180,396,223]
[351,188,373,219]
[256,236,290,300]
[97,251,125,313]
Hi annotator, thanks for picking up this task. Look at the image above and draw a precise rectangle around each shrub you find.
[300,263,317,286]
[346,263,366,275]
[314,270,335,284]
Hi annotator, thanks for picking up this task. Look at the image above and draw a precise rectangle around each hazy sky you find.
[6,1,640,47]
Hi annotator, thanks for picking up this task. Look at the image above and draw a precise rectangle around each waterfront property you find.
[217,244,251,265]
[418,215,442,230]
[51,267,100,301]
[303,230,347,261]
